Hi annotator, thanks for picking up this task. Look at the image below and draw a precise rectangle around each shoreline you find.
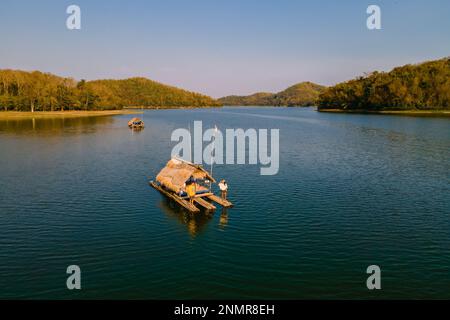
[317,109,450,117]
[0,110,141,120]
[124,105,222,110]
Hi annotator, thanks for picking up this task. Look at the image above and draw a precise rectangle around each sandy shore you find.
[0,110,141,120]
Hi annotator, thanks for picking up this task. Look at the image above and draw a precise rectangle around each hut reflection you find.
[130,127,144,134]
[158,198,214,238]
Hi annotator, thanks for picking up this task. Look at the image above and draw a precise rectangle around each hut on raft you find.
[149,157,233,213]
[128,117,145,129]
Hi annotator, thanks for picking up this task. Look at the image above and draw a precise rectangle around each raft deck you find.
[150,181,233,213]
[194,197,216,211]
[150,181,199,213]
[207,194,233,208]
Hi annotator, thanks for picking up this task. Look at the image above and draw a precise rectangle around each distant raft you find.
[149,157,233,213]
[128,117,144,129]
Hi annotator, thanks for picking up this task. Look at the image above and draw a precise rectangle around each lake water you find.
[0,107,449,299]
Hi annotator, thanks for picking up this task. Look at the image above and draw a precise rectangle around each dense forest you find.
[0,70,221,111]
[219,82,326,106]
[318,58,450,111]
[4,57,448,112]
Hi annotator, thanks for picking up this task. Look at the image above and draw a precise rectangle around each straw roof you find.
[128,118,143,126]
[156,158,215,193]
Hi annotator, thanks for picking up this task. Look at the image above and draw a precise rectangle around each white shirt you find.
[218,182,228,191]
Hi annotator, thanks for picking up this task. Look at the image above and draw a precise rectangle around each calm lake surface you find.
[0,107,449,299]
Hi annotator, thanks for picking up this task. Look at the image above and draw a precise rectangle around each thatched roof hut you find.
[156,158,215,193]
[150,157,233,212]
[128,117,144,128]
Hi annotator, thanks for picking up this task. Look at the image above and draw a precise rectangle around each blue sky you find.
[0,0,449,97]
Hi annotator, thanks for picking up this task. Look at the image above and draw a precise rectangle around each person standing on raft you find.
[218,179,228,200]
[185,177,197,205]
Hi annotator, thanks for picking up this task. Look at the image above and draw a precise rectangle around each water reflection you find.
[130,127,144,135]
[219,208,228,229]
[0,116,115,135]
[158,198,214,237]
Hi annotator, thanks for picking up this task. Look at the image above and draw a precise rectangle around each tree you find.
[318,58,450,111]
[0,69,222,111]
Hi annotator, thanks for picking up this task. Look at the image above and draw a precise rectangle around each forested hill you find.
[219,82,326,106]
[218,92,274,106]
[318,58,450,111]
[87,78,221,108]
[0,70,221,111]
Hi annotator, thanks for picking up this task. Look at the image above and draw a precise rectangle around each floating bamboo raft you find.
[128,117,145,129]
[149,158,233,213]
[206,194,233,208]
[150,181,200,213]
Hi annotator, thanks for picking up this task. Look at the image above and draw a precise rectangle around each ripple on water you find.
[0,108,449,299]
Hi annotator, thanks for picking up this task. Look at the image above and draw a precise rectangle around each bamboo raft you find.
[150,181,200,213]
[149,158,233,213]
[128,117,145,129]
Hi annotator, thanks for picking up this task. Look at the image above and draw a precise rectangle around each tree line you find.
[219,82,326,106]
[0,70,221,112]
[317,58,450,111]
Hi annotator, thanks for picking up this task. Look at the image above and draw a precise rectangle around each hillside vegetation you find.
[318,58,450,111]
[0,70,221,111]
[219,82,326,106]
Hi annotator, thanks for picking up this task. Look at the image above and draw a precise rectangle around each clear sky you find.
[0,0,449,97]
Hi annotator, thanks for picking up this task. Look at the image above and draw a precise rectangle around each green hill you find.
[87,77,221,108]
[219,82,326,106]
[0,70,221,112]
[317,57,450,111]
[217,92,273,106]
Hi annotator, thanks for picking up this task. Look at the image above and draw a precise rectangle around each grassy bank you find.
[0,110,141,120]
[318,109,450,117]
